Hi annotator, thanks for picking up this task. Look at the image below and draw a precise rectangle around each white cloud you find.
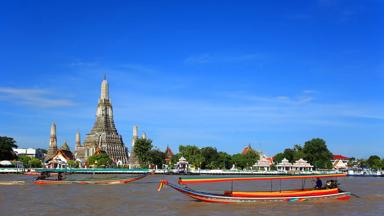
[0,87,75,108]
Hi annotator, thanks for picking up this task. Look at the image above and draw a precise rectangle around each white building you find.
[276,158,293,172]
[292,158,313,171]
[175,156,189,173]
[13,148,44,159]
[253,157,273,171]
[45,149,75,169]
[276,158,313,172]
[331,155,349,170]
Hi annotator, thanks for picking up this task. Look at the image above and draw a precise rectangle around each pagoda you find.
[45,122,58,160]
[82,77,129,164]
[165,146,174,165]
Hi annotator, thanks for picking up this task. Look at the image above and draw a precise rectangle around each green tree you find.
[216,152,233,169]
[303,138,332,169]
[29,158,42,168]
[17,156,42,168]
[0,136,18,160]
[292,144,305,161]
[193,154,204,169]
[133,138,153,167]
[36,148,47,154]
[148,149,166,168]
[282,148,295,162]
[359,159,368,168]
[18,155,31,167]
[274,145,304,164]
[367,155,381,170]
[67,160,78,168]
[170,153,180,165]
[244,149,260,168]
[381,158,384,169]
[347,157,357,167]
[200,147,219,169]
[87,153,112,168]
[382,159,384,169]
[232,153,247,169]
[178,145,203,168]
[273,153,285,163]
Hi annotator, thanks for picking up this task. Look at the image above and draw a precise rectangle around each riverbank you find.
[2,167,383,176]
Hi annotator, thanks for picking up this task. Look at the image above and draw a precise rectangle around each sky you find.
[0,0,383,158]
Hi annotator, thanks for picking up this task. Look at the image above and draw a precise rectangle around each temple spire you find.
[100,77,109,100]
[76,130,81,147]
[133,125,138,138]
[46,122,58,160]
[141,132,147,139]
[50,122,57,147]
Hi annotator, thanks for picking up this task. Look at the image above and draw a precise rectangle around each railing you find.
[0,168,25,173]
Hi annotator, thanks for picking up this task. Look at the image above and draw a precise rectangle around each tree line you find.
[273,138,333,169]
[0,136,42,168]
[2,136,384,170]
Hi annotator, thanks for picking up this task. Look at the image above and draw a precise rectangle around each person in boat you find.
[36,172,48,180]
[325,180,338,189]
[57,172,63,181]
[315,178,323,189]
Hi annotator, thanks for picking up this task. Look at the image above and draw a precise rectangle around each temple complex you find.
[44,78,152,167]
[82,77,129,165]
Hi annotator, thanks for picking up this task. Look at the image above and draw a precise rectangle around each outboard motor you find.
[325,180,339,189]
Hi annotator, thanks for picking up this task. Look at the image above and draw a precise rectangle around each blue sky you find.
[0,0,383,158]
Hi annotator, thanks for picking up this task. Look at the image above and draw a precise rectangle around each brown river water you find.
[0,174,383,216]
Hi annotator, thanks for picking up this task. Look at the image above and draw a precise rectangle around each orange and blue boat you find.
[158,173,352,203]
[34,172,152,185]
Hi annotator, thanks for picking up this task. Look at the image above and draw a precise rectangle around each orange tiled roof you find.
[332,155,349,160]
[242,145,253,155]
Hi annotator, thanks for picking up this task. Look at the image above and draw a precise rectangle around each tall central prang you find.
[82,77,129,165]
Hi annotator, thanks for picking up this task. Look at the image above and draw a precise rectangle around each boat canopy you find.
[178,173,347,185]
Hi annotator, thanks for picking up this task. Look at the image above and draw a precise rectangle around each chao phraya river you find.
[0,174,383,216]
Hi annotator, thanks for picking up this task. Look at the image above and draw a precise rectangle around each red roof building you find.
[165,146,174,164]
[45,149,75,168]
[332,155,350,170]
[242,144,253,155]
[265,157,274,165]
[332,155,349,161]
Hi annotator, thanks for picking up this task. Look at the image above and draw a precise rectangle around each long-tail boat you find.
[34,172,152,185]
[157,173,352,203]
[0,181,25,185]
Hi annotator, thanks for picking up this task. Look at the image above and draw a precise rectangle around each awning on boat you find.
[178,173,347,184]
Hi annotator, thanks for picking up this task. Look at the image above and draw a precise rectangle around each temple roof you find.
[241,144,253,155]
[165,146,174,158]
[61,141,70,151]
[332,155,349,160]
[46,149,75,162]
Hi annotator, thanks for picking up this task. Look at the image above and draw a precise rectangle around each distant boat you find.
[0,181,25,186]
[34,171,152,185]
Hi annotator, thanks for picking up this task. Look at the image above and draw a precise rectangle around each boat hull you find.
[34,174,149,185]
[163,181,351,203]
[0,181,25,186]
